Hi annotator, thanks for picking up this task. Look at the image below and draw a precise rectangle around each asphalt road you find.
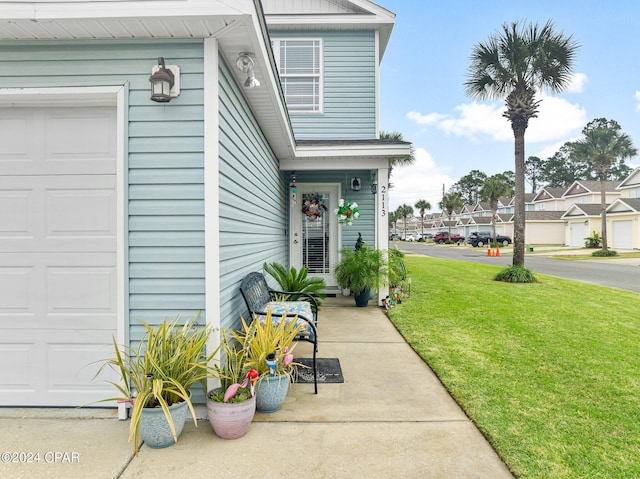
[396,242,640,293]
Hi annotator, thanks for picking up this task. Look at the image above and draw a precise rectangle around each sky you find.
[378,0,640,212]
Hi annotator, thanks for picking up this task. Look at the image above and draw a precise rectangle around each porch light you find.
[351,177,361,191]
[370,171,377,194]
[236,52,260,89]
[149,57,180,102]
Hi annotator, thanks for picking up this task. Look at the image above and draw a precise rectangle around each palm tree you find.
[480,176,512,244]
[380,131,415,188]
[388,210,400,235]
[465,20,579,267]
[439,193,463,235]
[396,204,414,239]
[414,199,432,237]
[570,118,637,251]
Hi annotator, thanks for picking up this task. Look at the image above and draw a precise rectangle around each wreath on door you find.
[302,194,327,220]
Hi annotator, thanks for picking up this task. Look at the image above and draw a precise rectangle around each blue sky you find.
[379,0,640,211]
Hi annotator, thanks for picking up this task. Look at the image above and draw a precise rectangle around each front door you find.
[290,184,340,288]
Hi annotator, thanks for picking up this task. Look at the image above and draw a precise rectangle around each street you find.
[396,242,640,293]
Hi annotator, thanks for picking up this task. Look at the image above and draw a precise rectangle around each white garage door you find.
[612,220,633,250]
[569,221,586,247]
[0,107,118,406]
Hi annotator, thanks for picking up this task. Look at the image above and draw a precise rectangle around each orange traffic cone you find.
[487,246,491,256]
[496,247,501,257]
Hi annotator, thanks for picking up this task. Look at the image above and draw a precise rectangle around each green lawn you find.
[387,255,640,479]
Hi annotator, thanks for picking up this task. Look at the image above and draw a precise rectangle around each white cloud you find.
[388,148,454,211]
[407,93,587,144]
[635,91,640,110]
[566,72,588,93]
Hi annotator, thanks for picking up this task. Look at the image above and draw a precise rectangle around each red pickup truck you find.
[433,232,465,244]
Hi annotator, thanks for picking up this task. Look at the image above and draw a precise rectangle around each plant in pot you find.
[263,261,327,307]
[96,313,214,455]
[230,310,305,413]
[333,243,388,307]
[206,329,259,440]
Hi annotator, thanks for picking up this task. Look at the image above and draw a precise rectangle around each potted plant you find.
[333,244,388,307]
[97,313,214,455]
[230,310,304,413]
[206,329,259,439]
[263,261,327,307]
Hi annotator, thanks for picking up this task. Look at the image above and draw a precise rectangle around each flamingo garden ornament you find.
[223,368,259,403]
[283,346,293,367]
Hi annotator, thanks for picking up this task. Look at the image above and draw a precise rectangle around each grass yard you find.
[388,255,640,479]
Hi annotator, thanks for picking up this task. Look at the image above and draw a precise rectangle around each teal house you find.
[0,0,409,409]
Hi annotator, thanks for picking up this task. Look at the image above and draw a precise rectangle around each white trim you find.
[374,29,380,136]
[376,167,389,305]
[0,85,128,415]
[204,37,222,394]
[281,157,392,171]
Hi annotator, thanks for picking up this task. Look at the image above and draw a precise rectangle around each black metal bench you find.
[239,272,318,394]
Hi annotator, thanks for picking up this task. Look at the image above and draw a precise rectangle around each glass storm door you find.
[290,184,339,288]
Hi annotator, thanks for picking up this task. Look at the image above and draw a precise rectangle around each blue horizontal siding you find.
[217,57,287,330]
[270,30,377,140]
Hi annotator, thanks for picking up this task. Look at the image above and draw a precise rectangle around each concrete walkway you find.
[0,296,513,479]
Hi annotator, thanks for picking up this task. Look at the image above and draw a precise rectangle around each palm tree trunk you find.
[512,125,526,266]
[600,178,608,251]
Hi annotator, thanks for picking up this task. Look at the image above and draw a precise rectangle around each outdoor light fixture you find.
[370,172,378,194]
[236,52,260,88]
[351,177,361,191]
[149,57,180,102]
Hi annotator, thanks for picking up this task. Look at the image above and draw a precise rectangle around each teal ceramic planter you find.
[139,399,188,449]
[255,375,290,413]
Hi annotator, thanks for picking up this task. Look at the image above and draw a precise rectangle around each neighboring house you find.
[605,198,640,250]
[562,180,621,208]
[0,0,410,408]
[532,187,567,211]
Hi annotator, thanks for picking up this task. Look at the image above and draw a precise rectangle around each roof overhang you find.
[263,0,395,59]
[0,0,297,160]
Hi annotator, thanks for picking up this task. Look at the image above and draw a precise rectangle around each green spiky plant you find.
[229,309,304,382]
[96,313,216,455]
[263,262,326,306]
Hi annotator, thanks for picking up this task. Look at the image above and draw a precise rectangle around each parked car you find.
[433,232,465,244]
[466,232,512,247]
[389,233,401,241]
[405,234,417,242]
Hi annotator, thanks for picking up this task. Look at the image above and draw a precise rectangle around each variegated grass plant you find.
[97,313,216,455]
[230,309,305,381]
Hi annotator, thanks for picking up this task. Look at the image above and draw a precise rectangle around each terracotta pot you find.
[206,388,256,439]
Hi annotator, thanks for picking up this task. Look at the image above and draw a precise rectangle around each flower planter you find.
[255,375,290,413]
[207,388,256,439]
[139,399,188,449]
[354,288,371,307]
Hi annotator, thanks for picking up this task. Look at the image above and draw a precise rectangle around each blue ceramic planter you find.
[139,399,188,449]
[255,375,290,413]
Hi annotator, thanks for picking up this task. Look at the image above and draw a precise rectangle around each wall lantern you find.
[370,171,378,194]
[149,57,180,102]
[236,52,260,88]
[351,177,361,191]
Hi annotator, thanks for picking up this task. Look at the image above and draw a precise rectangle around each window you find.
[272,39,322,113]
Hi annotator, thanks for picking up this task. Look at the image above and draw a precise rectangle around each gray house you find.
[0,0,409,409]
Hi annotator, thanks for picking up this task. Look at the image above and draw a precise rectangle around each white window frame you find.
[272,38,323,114]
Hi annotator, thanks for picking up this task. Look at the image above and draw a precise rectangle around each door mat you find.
[294,358,344,384]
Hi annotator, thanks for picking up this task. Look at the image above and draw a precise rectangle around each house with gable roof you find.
[0,0,410,408]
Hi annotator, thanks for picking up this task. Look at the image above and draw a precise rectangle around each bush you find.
[591,249,618,257]
[494,265,538,283]
[444,239,455,245]
[584,231,602,248]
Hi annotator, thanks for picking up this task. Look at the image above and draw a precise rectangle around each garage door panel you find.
[48,267,116,314]
[0,330,117,407]
[612,220,632,249]
[569,222,586,247]
[0,176,116,253]
[0,107,116,176]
